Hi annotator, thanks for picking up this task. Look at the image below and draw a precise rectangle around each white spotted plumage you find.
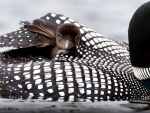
[0,13,148,101]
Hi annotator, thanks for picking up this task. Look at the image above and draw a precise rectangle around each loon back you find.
[0,13,149,101]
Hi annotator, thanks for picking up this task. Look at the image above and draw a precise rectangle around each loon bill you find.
[0,13,149,102]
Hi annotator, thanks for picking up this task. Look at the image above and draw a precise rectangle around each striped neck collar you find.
[133,66,150,80]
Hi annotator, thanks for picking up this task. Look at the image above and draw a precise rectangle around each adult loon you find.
[0,2,149,102]
[129,1,150,91]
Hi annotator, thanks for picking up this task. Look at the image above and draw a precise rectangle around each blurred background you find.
[0,0,149,43]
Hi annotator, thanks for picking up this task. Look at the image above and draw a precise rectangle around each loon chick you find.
[24,19,81,60]
[128,1,150,89]
[50,23,81,59]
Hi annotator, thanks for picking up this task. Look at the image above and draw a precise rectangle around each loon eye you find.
[58,33,61,39]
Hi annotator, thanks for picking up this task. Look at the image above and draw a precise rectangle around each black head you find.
[128,1,150,67]
[56,23,81,49]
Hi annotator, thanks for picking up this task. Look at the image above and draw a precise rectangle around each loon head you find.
[56,23,81,49]
[128,1,150,89]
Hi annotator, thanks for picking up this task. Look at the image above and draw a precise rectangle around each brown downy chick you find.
[24,19,81,60]
[50,23,81,59]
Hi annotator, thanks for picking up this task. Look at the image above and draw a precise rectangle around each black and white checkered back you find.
[0,13,149,101]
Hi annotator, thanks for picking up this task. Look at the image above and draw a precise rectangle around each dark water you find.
[0,1,150,113]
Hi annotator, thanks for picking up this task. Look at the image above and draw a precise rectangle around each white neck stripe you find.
[133,67,150,80]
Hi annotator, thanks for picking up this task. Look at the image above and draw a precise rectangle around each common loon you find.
[0,4,149,102]
[129,1,150,91]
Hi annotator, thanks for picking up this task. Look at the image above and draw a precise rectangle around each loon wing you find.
[0,13,65,49]
[31,19,56,38]
[25,19,56,47]
[0,29,37,48]
[20,20,31,26]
